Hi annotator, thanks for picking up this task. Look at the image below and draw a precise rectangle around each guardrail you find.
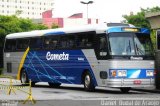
[0,75,36,104]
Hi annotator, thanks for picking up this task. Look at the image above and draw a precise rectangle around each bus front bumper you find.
[106,78,155,88]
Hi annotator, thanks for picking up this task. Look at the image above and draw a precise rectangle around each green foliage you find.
[123,10,149,29]
[122,6,160,49]
[15,10,23,16]
[0,15,48,47]
[151,30,156,49]
[18,18,48,31]
[51,23,59,29]
[141,6,160,13]
[123,6,160,29]
[34,24,48,30]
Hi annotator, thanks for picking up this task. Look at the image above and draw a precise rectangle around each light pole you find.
[80,1,93,21]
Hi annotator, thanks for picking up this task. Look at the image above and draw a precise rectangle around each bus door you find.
[95,34,109,86]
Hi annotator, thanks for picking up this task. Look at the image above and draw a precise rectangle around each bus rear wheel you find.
[83,71,95,91]
[20,69,29,85]
[48,82,61,88]
[120,87,131,93]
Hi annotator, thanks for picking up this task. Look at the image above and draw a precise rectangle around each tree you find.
[15,10,23,16]
[122,6,160,48]
[0,15,48,48]
[0,15,48,68]
[51,23,59,29]
[123,6,160,29]
[123,9,149,28]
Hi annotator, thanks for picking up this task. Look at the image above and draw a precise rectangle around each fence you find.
[0,75,36,104]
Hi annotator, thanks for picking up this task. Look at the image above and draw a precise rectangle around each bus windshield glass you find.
[108,33,153,56]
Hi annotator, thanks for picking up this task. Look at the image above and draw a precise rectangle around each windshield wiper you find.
[126,40,131,53]
[135,44,144,55]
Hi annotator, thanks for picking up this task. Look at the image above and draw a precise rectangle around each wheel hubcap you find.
[21,72,26,83]
[85,75,90,88]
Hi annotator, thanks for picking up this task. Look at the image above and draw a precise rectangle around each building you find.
[0,0,54,19]
[33,10,99,28]
[0,0,99,28]
[145,12,160,29]
[42,17,99,28]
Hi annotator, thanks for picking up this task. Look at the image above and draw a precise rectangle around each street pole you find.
[80,1,93,24]
[87,3,88,20]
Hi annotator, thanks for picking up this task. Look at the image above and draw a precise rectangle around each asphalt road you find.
[0,78,160,106]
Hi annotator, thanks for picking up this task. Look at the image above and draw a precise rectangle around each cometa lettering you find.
[46,52,69,61]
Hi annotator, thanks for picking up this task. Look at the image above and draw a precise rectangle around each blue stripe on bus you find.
[141,28,150,34]
[107,27,122,33]
[23,50,97,86]
[109,69,154,79]
[44,31,65,36]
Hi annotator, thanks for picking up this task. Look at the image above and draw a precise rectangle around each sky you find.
[53,0,160,23]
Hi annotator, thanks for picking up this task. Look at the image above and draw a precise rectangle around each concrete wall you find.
[145,12,160,29]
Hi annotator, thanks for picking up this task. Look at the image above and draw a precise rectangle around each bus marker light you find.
[111,70,116,77]
[134,80,141,85]
[122,28,140,32]
[118,71,122,76]
[146,70,154,77]
[118,70,127,77]
[154,70,157,75]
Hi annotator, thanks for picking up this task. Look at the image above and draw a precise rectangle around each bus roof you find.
[6,24,104,39]
[5,23,149,39]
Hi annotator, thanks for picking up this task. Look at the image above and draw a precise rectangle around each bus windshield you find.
[108,33,153,56]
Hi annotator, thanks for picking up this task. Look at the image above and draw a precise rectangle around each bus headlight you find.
[118,70,127,77]
[146,70,154,77]
[111,70,117,77]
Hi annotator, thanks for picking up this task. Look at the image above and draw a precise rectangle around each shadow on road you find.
[131,88,160,94]
[31,84,147,94]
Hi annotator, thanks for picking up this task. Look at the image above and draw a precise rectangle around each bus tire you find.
[31,82,36,87]
[48,82,61,88]
[83,71,95,91]
[20,69,29,86]
[120,87,131,93]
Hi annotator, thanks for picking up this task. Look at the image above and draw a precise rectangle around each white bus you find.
[3,23,155,93]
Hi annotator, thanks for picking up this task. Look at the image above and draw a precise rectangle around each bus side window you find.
[67,35,75,48]
[59,36,67,49]
[76,32,94,48]
[96,34,109,59]
[17,39,29,51]
[44,38,50,49]
[5,39,16,52]
[99,36,108,56]
[30,37,43,50]
[58,35,75,49]
[50,39,58,49]
[44,36,59,49]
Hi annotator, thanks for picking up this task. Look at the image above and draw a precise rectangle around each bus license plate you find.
[133,80,141,85]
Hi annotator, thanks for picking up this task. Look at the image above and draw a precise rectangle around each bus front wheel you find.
[20,69,29,85]
[83,71,95,91]
[120,87,131,93]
